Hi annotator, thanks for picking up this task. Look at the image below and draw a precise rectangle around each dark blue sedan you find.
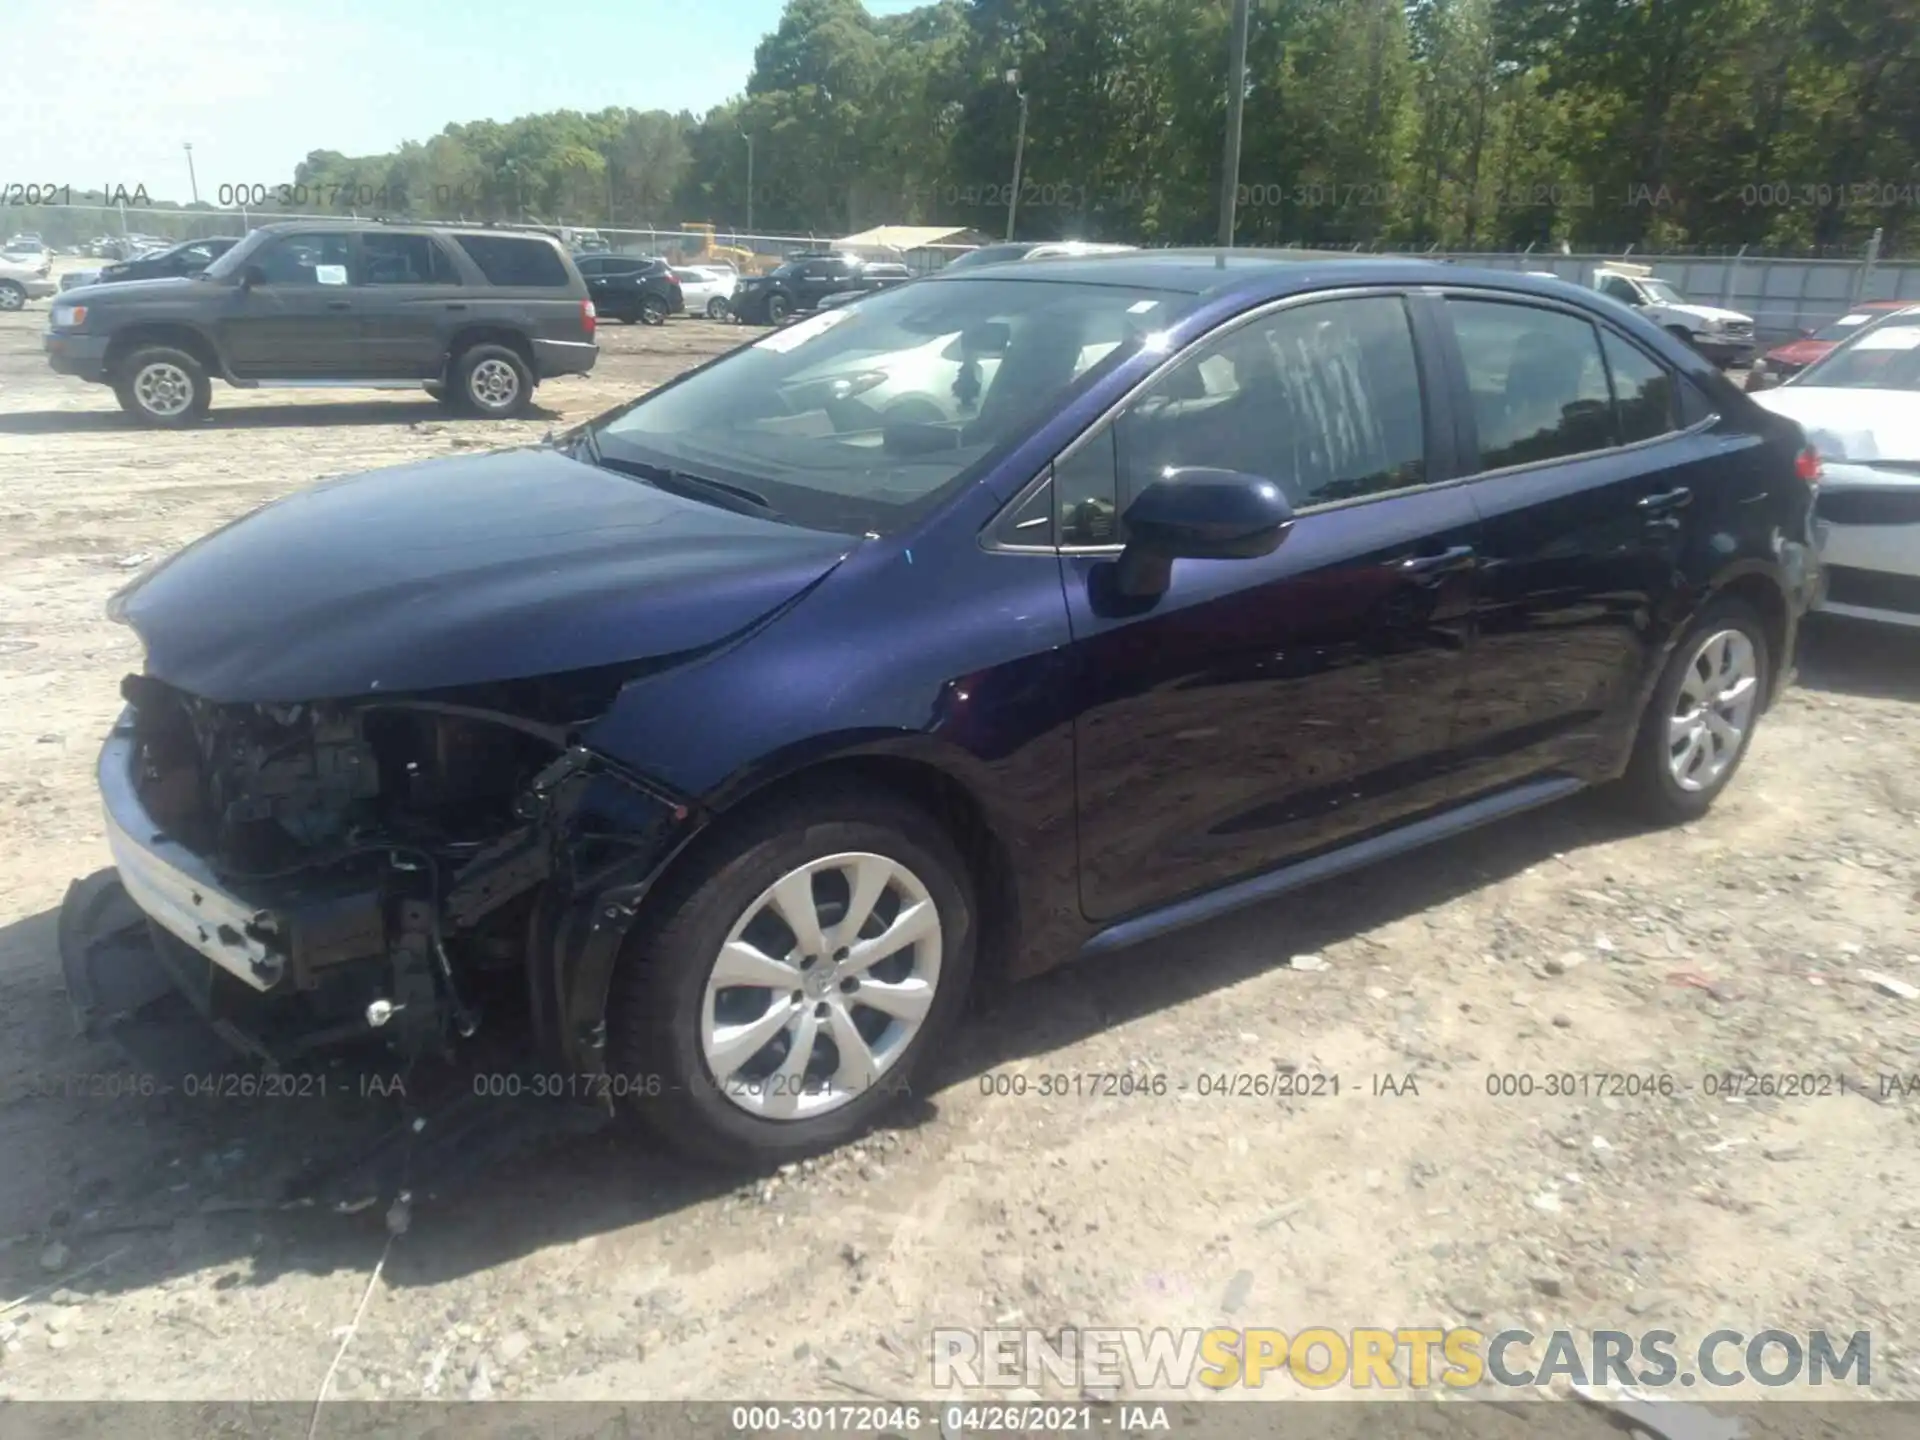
[79,251,1820,1166]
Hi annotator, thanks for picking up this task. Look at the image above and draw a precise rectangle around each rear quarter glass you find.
[452,234,575,288]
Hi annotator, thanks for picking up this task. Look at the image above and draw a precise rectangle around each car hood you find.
[1762,339,1831,367]
[1752,387,1920,463]
[113,447,858,704]
[1669,303,1753,325]
[62,275,201,303]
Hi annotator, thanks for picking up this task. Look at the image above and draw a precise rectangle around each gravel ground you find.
[0,272,1917,1415]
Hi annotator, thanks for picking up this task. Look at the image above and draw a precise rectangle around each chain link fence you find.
[11,204,1915,338]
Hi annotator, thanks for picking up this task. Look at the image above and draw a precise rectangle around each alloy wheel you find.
[468,357,520,411]
[700,852,942,1121]
[133,361,194,418]
[0,283,25,311]
[1667,628,1759,792]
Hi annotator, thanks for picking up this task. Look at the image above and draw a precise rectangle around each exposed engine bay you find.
[97,672,691,1076]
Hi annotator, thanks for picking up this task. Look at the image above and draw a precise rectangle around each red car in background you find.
[1745,299,1912,391]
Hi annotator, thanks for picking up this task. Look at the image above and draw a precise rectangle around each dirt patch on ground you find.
[0,294,1917,1412]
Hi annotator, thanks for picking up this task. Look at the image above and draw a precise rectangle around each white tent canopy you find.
[833,225,982,253]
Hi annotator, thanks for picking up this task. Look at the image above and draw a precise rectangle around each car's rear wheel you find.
[0,281,25,312]
[1618,597,1771,824]
[640,295,669,326]
[608,788,976,1169]
[706,297,730,319]
[113,347,210,428]
[452,343,533,418]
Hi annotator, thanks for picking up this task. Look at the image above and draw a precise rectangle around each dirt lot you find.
[1,282,1918,1419]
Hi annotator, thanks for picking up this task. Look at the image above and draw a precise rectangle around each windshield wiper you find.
[591,451,781,519]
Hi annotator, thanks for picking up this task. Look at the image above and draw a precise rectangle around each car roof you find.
[921,247,1533,299]
[251,220,563,242]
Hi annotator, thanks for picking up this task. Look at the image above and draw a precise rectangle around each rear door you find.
[1059,290,1482,922]
[355,232,466,377]
[1434,291,1743,791]
[217,230,360,377]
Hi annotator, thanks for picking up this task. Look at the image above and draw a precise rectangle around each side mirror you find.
[1114,467,1294,597]
[237,263,267,289]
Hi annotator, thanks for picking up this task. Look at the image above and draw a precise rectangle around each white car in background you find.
[0,243,55,310]
[673,265,737,319]
[1752,304,1920,629]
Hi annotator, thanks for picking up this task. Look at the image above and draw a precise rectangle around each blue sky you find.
[4,0,922,204]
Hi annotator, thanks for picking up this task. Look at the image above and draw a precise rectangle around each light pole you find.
[1217,0,1250,247]
[183,142,199,205]
[739,129,755,233]
[1004,69,1029,242]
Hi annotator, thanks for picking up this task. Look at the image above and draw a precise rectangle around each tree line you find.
[21,0,1919,255]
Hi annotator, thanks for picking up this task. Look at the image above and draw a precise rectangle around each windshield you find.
[1812,312,1881,342]
[1793,316,1920,391]
[588,276,1187,535]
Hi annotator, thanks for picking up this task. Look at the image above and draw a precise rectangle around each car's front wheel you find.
[1619,597,1771,824]
[766,292,791,324]
[113,346,211,427]
[609,788,976,1168]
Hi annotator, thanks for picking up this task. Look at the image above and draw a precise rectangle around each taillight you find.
[581,299,596,338]
[1795,446,1822,484]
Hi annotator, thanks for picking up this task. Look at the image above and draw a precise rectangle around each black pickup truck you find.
[729,253,913,324]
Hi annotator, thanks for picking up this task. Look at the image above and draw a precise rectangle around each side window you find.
[453,235,570,287]
[1057,426,1121,546]
[1599,275,1641,306]
[256,231,353,285]
[427,240,464,285]
[1601,330,1678,442]
[990,476,1056,548]
[1448,299,1614,470]
[574,256,604,277]
[361,233,452,285]
[1114,295,1427,513]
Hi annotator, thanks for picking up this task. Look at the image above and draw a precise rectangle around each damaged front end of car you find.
[70,665,702,1089]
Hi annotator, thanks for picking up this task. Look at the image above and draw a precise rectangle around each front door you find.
[1064,292,1481,923]
[1434,293,1709,791]
[218,230,360,378]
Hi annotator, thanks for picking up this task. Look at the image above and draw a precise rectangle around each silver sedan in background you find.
[1753,304,1920,630]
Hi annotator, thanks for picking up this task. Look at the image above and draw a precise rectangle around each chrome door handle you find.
[1638,486,1693,512]
[1397,544,1476,576]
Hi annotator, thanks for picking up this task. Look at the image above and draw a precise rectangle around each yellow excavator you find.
[679,221,766,273]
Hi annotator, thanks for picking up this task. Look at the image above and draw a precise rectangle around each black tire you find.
[608,787,977,1169]
[640,295,669,326]
[0,281,25,312]
[706,297,730,320]
[113,346,211,428]
[766,291,792,324]
[1617,596,1772,825]
[451,342,533,419]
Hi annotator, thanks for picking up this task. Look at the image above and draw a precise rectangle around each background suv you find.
[43,221,598,425]
[731,252,913,323]
[574,253,683,324]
